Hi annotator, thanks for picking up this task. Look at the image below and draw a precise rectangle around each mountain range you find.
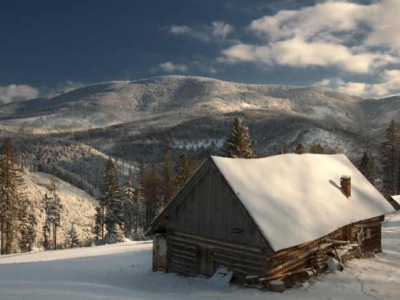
[0,75,399,194]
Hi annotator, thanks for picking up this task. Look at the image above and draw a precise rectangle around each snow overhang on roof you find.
[212,154,394,252]
[390,195,400,205]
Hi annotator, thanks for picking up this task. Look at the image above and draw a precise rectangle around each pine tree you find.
[220,118,255,158]
[176,154,191,189]
[295,143,306,154]
[310,142,324,154]
[42,177,63,250]
[101,158,123,240]
[107,222,124,243]
[66,223,80,248]
[0,137,26,254]
[161,150,176,207]
[42,223,50,250]
[48,177,62,250]
[359,151,375,184]
[135,161,146,232]
[92,206,104,241]
[144,164,162,230]
[188,156,199,178]
[381,120,400,197]
[121,179,136,237]
[19,204,37,253]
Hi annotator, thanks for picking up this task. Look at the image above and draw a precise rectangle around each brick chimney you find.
[340,176,351,197]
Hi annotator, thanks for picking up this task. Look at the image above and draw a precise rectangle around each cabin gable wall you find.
[166,166,266,248]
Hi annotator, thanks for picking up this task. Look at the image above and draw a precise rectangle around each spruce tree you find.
[48,177,62,250]
[0,137,26,254]
[220,118,255,158]
[161,150,176,206]
[42,177,63,250]
[42,223,50,250]
[310,142,324,154]
[359,151,375,184]
[19,205,37,253]
[108,222,124,243]
[92,206,103,241]
[66,223,80,248]
[135,161,146,231]
[101,158,123,240]
[295,143,306,154]
[176,154,191,191]
[144,164,162,230]
[381,120,400,197]
[121,179,136,237]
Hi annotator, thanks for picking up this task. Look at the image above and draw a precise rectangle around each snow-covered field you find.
[0,212,399,300]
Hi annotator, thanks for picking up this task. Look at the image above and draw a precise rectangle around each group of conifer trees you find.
[93,151,198,242]
[0,137,36,255]
[380,120,400,198]
[219,117,331,158]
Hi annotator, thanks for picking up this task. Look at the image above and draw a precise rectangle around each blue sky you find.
[1,0,399,103]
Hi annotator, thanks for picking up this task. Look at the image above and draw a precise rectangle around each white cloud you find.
[222,38,383,73]
[167,21,234,42]
[365,0,400,49]
[0,84,39,104]
[249,1,370,43]
[169,25,191,35]
[158,62,188,73]
[221,0,400,73]
[315,69,400,97]
[212,22,234,39]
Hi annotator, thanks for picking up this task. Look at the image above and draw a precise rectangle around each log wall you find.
[265,215,385,286]
[166,230,268,283]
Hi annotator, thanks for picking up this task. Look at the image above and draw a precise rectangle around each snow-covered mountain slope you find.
[23,171,97,248]
[0,212,399,300]
[0,76,362,131]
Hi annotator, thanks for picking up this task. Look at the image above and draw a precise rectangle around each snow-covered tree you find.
[220,118,255,158]
[135,161,146,232]
[42,177,63,250]
[66,223,80,248]
[19,208,37,253]
[121,179,136,237]
[92,206,103,241]
[101,158,123,240]
[42,222,50,250]
[107,222,124,243]
[0,137,26,254]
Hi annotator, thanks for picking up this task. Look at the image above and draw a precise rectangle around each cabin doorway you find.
[196,245,214,276]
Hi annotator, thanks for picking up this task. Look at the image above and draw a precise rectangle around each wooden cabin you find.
[146,154,393,288]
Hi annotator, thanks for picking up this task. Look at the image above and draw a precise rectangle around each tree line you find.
[92,152,198,242]
[0,137,81,255]
[1,116,398,253]
[218,117,396,202]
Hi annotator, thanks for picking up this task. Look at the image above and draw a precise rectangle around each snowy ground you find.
[0,212,399,300]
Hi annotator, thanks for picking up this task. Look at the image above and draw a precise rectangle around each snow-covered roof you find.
[212,154,394,252]
[390,195,400,205]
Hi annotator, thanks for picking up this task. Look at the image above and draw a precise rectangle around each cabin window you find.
[366,228,371,239]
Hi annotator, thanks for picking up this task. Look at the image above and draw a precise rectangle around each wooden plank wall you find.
[167,230,268,283]
[352,216,384,253]
[266,215,385,285]
[167,166,267,248]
